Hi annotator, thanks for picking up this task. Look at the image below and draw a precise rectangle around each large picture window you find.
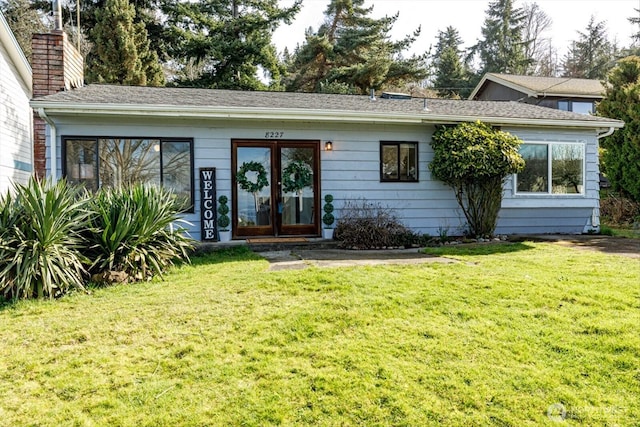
[516,142,585,195]
[63,137,194,209]
[380,141,418,182]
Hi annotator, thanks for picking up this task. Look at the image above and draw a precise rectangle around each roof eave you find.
[29,101,624,129]
[421,113,623,129]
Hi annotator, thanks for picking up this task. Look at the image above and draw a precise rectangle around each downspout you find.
[589,126,615,232]
[37,108,57,181]
[597,127,615,139]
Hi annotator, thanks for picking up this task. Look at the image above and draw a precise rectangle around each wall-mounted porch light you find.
[324,140,333,151]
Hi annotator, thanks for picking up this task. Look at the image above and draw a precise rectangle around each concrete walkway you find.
[257,248,456,271]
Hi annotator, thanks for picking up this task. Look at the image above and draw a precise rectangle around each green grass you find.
[1,243,639,426]
[600,223,640,238]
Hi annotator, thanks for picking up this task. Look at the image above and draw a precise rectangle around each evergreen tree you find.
[285,0,427,94]
[431,26,472,98]
[30,0,168,64]
[87,0,164,86]
[0,0,47,62]
[629,8,640,43]
[473,0,532,75]
[162,0,300,90]
[597,56,640,202]
[562,16,614,79]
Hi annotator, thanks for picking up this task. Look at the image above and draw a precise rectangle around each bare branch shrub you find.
[600,193,640,226]
[334,199,413,249]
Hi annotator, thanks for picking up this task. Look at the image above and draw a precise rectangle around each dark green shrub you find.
[0,178,89,299]
[334,199,411,249]
[430,121,524,237]
[85,184,194,282]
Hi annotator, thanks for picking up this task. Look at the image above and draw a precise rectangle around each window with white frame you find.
[63,137,194,209]
[516,142,585,195]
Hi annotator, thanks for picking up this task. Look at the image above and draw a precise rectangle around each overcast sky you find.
[273,0,639,59]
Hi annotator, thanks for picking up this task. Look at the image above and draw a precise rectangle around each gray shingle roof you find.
[31,84,622,127]
[481,73,605,97]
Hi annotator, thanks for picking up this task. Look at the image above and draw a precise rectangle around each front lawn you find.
[0,243,638,426]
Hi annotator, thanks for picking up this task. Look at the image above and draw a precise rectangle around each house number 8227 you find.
[265,131,284,138]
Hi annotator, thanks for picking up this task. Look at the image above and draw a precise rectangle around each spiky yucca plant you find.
[0,178,89,299]
[85,184,194,281]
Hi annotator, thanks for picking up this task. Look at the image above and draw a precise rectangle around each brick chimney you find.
[31,0,84,178]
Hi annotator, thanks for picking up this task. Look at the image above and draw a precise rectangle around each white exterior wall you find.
[48,115,601,240]
[0,37,32,194]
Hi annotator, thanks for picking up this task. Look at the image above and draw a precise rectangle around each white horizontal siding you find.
[48,117,603,239]
[0,39,32,194]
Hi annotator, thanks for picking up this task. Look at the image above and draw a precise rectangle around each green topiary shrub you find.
[0,178,90,299]
[84,184,194,282]
[322,194,335,228]
[218,195,230,231]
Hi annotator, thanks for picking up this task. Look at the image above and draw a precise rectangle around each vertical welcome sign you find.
[200,168,217,241]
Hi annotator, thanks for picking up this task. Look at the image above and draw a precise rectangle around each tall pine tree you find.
[163,0,300,90]
[285,0,426,94]
[87,0,164,86]
[562,16,615,79]
[473,0,532,76]
[431,26,472,98]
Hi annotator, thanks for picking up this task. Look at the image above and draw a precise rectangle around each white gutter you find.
[597,126,616,139]
[29,102,625,130]
[37,108,57,181]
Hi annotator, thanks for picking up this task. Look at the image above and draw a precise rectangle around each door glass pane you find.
[280,147,314,226]
[237,147,272,227]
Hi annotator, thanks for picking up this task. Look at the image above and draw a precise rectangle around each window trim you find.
[379,141,419,182]
[62,136,195,212]
[514,141,586,197]
[557,100,594,114]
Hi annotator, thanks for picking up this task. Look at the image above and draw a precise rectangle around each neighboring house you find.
[0,11,32,193]
[470,73,605,115]
[30,34,624,241]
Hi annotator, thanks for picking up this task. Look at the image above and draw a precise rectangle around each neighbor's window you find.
[558,100,594,115]
[516,142,584,195]
[64,137,194,208]
[380,141,418,181]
